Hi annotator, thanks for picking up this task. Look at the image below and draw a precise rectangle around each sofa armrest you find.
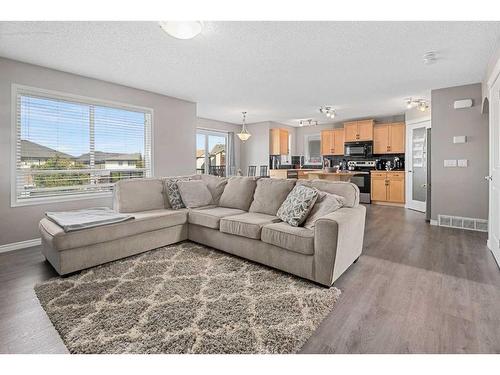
[313,205,366,285]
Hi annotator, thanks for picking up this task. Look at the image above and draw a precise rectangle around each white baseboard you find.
[0,238,41,254]
[430,219,438,226]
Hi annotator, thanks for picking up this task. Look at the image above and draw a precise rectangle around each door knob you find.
[485,176,492,181]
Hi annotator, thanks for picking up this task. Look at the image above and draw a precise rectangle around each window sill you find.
[11,191,113,208]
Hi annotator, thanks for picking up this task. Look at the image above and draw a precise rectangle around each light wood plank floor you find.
[1,205,499,353]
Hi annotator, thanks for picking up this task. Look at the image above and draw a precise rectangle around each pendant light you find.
[237,112,251,142]
[159,21,203,40]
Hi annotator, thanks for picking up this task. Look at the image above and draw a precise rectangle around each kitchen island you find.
[304,170,367,182]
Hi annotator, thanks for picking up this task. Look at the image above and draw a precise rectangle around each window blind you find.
[14,89,152,204]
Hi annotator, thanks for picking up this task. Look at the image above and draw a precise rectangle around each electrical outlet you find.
[444,159,457,167]
[458,159,468,167]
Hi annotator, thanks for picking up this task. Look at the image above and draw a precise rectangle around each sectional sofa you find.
[39,174,366,286]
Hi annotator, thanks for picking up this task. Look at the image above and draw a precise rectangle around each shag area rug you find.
[35,242,341,354]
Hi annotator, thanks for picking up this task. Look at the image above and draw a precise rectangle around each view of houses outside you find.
[196,132,226,176]
[17,95,147,199]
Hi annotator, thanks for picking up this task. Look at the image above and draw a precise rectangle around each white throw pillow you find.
[303,192,345,229]
[176,180,213,208]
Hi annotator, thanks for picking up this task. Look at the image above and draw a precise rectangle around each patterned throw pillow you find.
[303,191,345,229]
[164,178,190,209]
[276,185,319,227]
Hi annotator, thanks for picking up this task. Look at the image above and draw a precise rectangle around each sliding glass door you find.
[196,129,228,176]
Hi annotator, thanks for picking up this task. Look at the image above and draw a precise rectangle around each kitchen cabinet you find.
[270,128,289,155]
[371,171,405,204]
[269,169,288,179]
[321,128,344,155]
[373,122,405,154]
[344,119,374,142]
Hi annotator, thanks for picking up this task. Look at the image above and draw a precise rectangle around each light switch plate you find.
[453,136,467,144]
[444,159,457,167]
[458,159,468,167]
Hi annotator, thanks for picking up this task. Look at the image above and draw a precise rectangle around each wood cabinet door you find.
[270,129,280,155]
[279,129,289,155]
[332,128,344,155]
[321,130,333,155]
[387,173,405,203]
[371,173,388,201]
[357,120,374,141]
[373,124,389,154]
[344,122,358,142]
[389,122,405,153]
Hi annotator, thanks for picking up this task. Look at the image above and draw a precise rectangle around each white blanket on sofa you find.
[46,207,134,232]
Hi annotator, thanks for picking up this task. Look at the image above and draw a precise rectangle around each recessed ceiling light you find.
[159,21,203,40]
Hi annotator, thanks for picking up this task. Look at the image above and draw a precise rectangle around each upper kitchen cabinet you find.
[321,128,344,155]
[270,128,289,155]
[344,119,374,142]
[373,122,405,154]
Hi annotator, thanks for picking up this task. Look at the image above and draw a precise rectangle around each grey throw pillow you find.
[276,185,319,227]
[176,180,213,208]
[303,192,345,229]
[164,177,190,209]
[218,176,258,211]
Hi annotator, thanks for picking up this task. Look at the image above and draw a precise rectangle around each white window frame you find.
[196,128,228,175]
[11,84,154,207]
[304,133,322,165]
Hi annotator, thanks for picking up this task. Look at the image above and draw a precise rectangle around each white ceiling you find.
[1,21,499,126]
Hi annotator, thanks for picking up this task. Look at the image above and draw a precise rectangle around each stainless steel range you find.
[347,160,376,204]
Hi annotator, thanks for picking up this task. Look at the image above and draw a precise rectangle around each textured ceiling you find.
[1,21,499,126]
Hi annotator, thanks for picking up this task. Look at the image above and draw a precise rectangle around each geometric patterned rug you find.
[34,241,341,354]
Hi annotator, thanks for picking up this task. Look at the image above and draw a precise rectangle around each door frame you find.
[405,117,431,212]
[487,59,500,266]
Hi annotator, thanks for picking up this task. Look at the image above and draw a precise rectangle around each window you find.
[304,134,322,164]
[196,129,227,177]
[12,85,152,206]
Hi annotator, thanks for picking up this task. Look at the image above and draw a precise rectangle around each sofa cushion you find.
[200,174,228,205]
[176,180,213,208]
[296,180,359,208]
[261,222,314,255]
[249,178,296,216]
[112,178,165,213]
[303,191,345,229]
[220,212,280,239]
[188,206,246,229]
[164,178,190,209]
[276,185,319,227]
[218,176,258,211]
[39,209,188,252]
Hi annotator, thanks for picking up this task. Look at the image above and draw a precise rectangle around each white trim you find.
[405,116,431,126]
[0,238,41,254]
[487,56,500,89]
[11,83,154,206]
[487,240,500,268]
[430,219,438,226]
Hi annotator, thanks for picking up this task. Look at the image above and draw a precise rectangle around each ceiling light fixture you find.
[299,119,318,127]
[319,106,336,119]
[423,51,437,65]
[237,111,251,141]
[159,21,203,40]
[405,98,429,111]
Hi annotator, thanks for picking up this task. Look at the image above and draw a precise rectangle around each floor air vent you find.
[438,215,488,232]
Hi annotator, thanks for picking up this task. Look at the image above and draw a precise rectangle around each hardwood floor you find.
[1,205,499,353]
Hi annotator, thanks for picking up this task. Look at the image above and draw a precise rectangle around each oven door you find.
[350,173,371,203]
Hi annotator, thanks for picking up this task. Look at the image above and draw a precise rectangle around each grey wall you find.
[241,121,271,174]
[197,117,242,171]
[0,57,197,246]
[405,106,431,123]
[431,83,489,220]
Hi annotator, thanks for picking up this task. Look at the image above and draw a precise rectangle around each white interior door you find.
[405,120,431,212]
[488,73,500,265]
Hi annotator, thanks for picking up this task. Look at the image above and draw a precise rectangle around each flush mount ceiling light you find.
[319,106,336,119]
[237,111,251,142]
[423,51,437,65]
[158,21,203,40]
[299,119,318,127]
[405,98,429,111]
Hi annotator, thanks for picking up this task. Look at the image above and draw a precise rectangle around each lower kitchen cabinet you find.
[370,171,405,204]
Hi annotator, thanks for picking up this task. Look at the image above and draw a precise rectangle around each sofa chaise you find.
[39,174,366,286]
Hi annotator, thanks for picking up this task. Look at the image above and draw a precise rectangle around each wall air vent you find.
[438,215,488,232]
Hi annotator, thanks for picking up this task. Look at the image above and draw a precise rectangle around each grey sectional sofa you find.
[39,174,366,286]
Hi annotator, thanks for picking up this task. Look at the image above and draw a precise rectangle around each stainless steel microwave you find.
[344,141,373,158]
